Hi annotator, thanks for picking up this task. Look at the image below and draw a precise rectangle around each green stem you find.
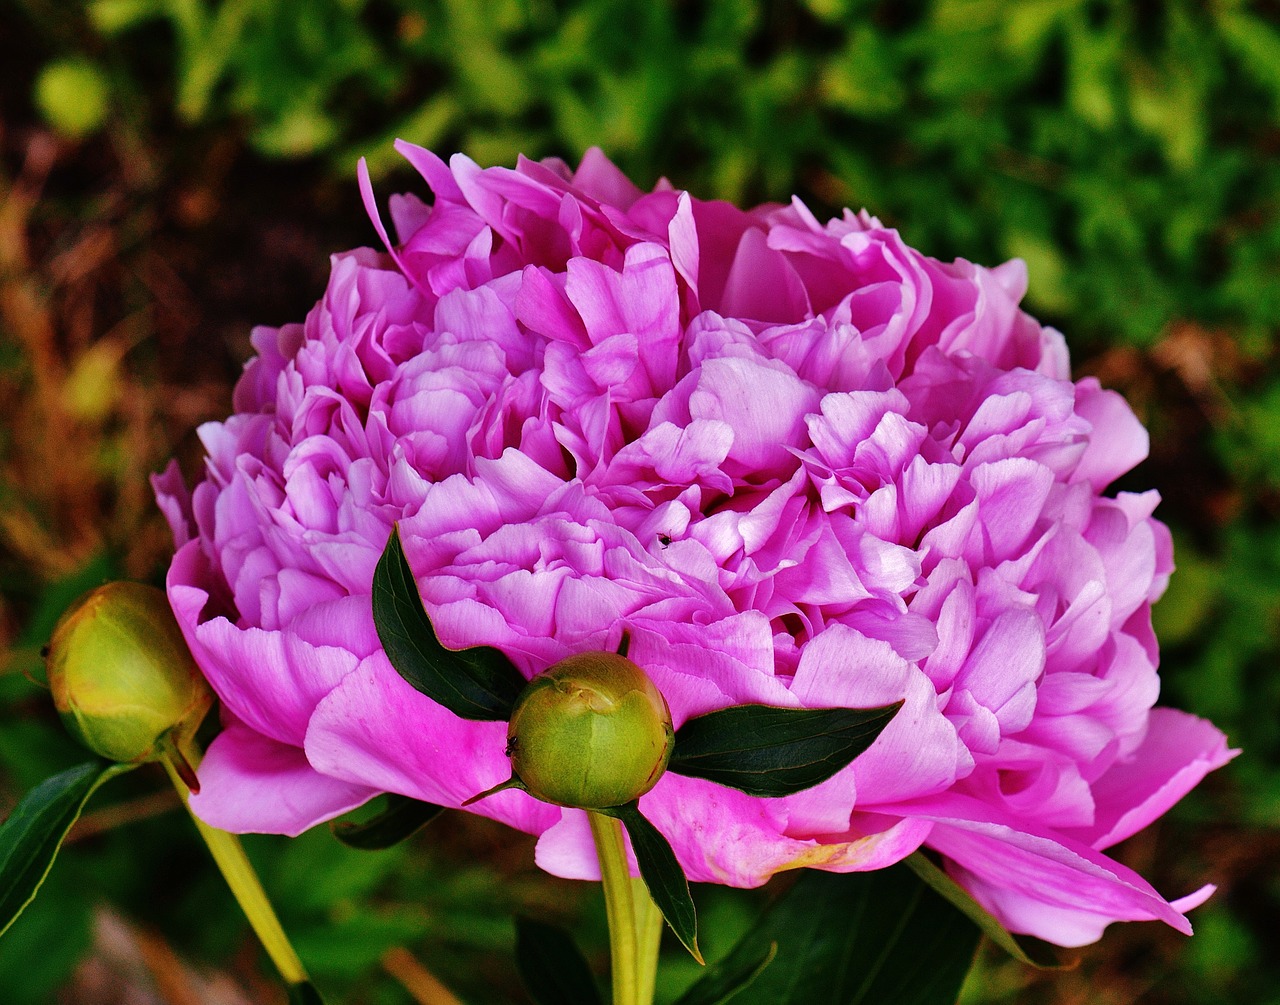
[632,878,663,1005]
[161,741,309,987]
[589,811,660,1005]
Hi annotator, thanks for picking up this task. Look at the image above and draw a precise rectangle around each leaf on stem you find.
[515,916,603,1005]
[330,794,446,850]
[0,760,135,938]
[904,853,1065,969]
[599,801,701,964]
[668,702,903,797]
[675,864,981,1005]
[286,981,327,1004]
[372,525,527,722]
[671,940,777,1005]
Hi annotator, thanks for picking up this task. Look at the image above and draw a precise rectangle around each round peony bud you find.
[506,652,674,809]
[46,581,213,769]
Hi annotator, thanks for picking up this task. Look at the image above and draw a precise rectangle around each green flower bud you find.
[506,652,674,809]
[45,582,212,777]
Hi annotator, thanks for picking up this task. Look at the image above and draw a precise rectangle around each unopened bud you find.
[506,652,673,809]
[45,582,212,781]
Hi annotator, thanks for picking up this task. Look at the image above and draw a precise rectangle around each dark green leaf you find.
[672,940,776,1005]
[599,802,701,963]
[904,853,1063,969]
[287,981,326,1005]
[0,760,135,938]
[372,525,527,721]
[330,794,445,850]
[515,916,603,1005]
[669,702,903,797]
[676,864,980,1005]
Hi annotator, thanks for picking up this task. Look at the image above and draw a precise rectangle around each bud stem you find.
[633,886,662,1005]
[588,810,662,1005]
[161,741,309,987]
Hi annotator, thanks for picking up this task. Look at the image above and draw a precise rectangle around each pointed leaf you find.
[287,981,326,1005]
[904,853,1063,969]
[600,802,701,963]
[671,941,776,1005]
[515,916,603,1005]
[677,864,980,1005]
[461,774,526,807]
[372,526,527,721]
[0,760,135,938]
[669,702,903,797]
[330,794,446,850]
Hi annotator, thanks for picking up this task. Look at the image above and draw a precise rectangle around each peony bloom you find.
[154,143,1235,947]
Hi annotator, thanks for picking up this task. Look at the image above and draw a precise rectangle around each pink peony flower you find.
[154,143,1235,947]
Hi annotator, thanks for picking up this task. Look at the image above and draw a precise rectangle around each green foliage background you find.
[1,0,1278,1002]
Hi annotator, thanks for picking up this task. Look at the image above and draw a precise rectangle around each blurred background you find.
[1,0,1277,1002]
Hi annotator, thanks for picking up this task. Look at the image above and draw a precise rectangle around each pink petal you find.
[571,147,644,209]
[151,460,194,547]
[720,227,811,323]
[1071,708,1237,849]
[356,158,426,297]
[565,243,681,392]
[533,810,599,880]
[190,718,375,837]
[189,617,359,747]
[791,626,971,803]
[970,458,1055,563]
[902,791,1211,946]
[304,655,559,837]
[953,609,1045,735]
[689,355,819,476]
[1073,380,1150,491]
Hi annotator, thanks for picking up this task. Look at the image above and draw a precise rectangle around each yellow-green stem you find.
[161,740,309,987]
[631,877,663,1005]
[589,811,661,1005]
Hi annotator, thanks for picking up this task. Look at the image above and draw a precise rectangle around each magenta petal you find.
[1171,884,1216,913]
[168,541,356,748]
[905,792,1207,946]
[954,609,1045,734]
[1073,381,1150,491]
[394,139,465,203]
[689,355,819,475]
[151,460,194,546]
[533,810,599,880]
[635,776,932,886]
[571,147,644,208]
[720,227,811,323]
[1070,708,1237,849]
[189,617,359,748]
[791,626,970,803]
[969,458,1054,562]
[357,158,425,297]
[304,655,559,837]
[190,719,376,837]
